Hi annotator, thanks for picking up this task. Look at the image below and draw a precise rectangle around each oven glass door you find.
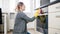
[36,15,48,34]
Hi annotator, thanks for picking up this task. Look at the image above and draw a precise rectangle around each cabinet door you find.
[2,14,7,34]
[48,2,60,13]
[48,28,60,34]
[48,12,60,29]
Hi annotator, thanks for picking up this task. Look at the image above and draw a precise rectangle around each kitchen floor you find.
[0,29,43,34]
[7,29,43,34]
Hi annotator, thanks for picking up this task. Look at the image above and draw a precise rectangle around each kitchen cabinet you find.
[48,28,60,34]
[48,12,60,29]
[48,2,60,34]
[48,2,60,13]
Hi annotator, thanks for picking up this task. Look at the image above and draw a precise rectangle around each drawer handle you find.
[56,6,60,9]
[56,16,60,18]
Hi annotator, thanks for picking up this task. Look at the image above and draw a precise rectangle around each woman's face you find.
[19,5,25,11]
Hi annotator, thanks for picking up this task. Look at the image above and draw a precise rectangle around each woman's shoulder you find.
[17,12,25,16]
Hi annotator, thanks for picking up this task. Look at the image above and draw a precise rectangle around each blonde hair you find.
[15,2,24,11]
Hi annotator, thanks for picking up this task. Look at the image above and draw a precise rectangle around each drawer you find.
[48,12,60,29]
[48,2,60,13]
[48,28,60,34]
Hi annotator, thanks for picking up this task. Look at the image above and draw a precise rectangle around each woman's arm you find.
[18,12,36,22]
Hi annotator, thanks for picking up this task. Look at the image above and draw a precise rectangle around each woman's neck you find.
[18,10,23,12]
[20,9,23,11]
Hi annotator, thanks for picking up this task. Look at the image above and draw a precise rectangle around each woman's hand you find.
[34,9,40,17]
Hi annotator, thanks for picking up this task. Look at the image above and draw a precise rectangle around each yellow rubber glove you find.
[34,9,40,17]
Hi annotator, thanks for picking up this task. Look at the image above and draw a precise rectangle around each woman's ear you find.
[19,6,21,9]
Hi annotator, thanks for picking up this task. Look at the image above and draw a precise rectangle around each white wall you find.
[9,0,15,12]
[2,0,10,12]
[0,0,2,8]
[35,0,40,9]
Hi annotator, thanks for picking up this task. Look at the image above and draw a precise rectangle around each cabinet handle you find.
[56,16,60,18]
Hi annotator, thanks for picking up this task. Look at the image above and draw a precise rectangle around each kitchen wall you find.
[0,0,2,8]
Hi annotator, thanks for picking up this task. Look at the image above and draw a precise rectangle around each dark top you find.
[13,12,35,34]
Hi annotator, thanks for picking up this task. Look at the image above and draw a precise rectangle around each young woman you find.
[13,2,39,34]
